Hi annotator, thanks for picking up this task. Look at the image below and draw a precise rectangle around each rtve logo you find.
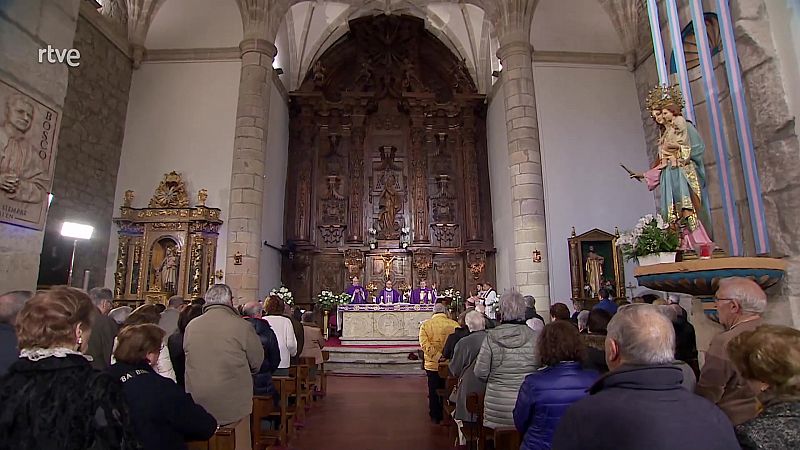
[38,45,81,67]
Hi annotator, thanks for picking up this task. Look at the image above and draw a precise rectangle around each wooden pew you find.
[465,393,484,450]
[289,364,310,423]
[263,376,297,446]
[251,395,275,450]
[186,427,236,450]
[299,356,319,405]
[318,350,330,398]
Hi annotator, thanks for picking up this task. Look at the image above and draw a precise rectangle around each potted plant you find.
[617,214,680,266]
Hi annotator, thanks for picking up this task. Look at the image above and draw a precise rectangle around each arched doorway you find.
[283,14,495,306]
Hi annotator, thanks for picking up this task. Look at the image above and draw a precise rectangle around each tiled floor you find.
[288,374,452,450]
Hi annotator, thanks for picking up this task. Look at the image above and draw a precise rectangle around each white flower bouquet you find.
[269,286,294,305]
[315,290,348,310]
[617,213,679,262]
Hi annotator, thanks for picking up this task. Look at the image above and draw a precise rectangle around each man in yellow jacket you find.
[419,303,459,424]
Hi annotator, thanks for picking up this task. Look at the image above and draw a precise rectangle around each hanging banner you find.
[715,0,770,254]
[645,0,669,84]
[689,0,743,256]
[664,0,696,123]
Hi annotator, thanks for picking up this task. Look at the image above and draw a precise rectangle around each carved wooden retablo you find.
[281,15,496,305]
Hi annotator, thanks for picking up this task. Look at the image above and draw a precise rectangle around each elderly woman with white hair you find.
[474,292,540,429]
[697,276,768,426]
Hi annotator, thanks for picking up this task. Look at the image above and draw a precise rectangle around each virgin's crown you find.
[645,84,685,111]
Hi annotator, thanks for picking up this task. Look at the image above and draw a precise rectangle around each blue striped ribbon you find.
[689,0,743,256]
[664,0,696,123]
[715,0,770,254]
[645,0,668,84]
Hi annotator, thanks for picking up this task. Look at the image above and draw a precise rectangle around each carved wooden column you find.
[409,101,430,244]
[225,37,276,300]
[347,125,366,243]
[461,105,482,243]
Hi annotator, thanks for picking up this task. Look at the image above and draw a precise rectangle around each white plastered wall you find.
[259,82,290,298]
[487,89,515,293]
[535,63,655,303]
[104,60,241,288]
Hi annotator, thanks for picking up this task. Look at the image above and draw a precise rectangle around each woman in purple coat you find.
[513,321,599,450]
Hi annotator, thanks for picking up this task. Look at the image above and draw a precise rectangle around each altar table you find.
[340,303,434,345]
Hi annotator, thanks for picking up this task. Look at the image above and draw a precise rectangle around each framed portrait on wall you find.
[0,78,61,230]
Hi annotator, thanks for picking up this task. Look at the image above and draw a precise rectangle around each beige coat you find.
[184,304,264,425]
[300,324,325,365]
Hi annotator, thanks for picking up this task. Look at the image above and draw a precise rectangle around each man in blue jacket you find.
[242,301,281,400]
[552,304,738,450]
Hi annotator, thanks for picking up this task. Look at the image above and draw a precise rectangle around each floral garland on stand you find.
[315,290,350,311]
[269,286,294,306]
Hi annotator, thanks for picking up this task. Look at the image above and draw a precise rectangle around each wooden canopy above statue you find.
[283,15,495,305]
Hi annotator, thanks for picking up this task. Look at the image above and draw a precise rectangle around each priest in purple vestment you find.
[376,279,402,304]
[346,276,369,304]
[410,279,436,304]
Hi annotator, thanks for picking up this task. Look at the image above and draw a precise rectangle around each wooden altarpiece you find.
[282,15,496,307]
[568,228,626,308]
[112,172,222,306]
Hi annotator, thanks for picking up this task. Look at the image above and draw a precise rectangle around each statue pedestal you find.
[634,257,786,321]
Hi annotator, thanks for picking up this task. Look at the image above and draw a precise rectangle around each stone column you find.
[493,1,550,316]
[225,38,276,302]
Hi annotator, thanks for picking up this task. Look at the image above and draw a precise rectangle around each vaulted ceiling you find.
[137,0,626,94]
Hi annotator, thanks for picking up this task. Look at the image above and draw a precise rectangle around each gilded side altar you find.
[113,172,222,306]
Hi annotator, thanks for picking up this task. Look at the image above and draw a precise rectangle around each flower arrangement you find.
[617,213,680,262]
[441,288,463,312]
[315,290,349,310]
[269,286,294,305]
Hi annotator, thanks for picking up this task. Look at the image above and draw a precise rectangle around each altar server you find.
[410,279,437,304]
[377,279,402,304]
[346,276,369,304]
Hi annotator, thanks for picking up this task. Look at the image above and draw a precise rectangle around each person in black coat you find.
[167,304,204,387]
[442,311,470,360]
[0,287,140,450]
[108,324,216,450]
[242,301,281,397]
[666,303,700,378]
[553,305,738,450]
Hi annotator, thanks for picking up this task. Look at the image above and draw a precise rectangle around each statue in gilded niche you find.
[585,246,604,298]
[630,85,714,250]
[157,246,179,294]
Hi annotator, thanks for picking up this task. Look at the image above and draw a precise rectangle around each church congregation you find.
[2,0,800,449]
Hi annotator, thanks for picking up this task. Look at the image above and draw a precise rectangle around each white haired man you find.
[86,287,119,370]
[0,290,32,376]
[184,284,264,450]
[552,304,738,450]
[696,277,766,425]
[419,303,458,424]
